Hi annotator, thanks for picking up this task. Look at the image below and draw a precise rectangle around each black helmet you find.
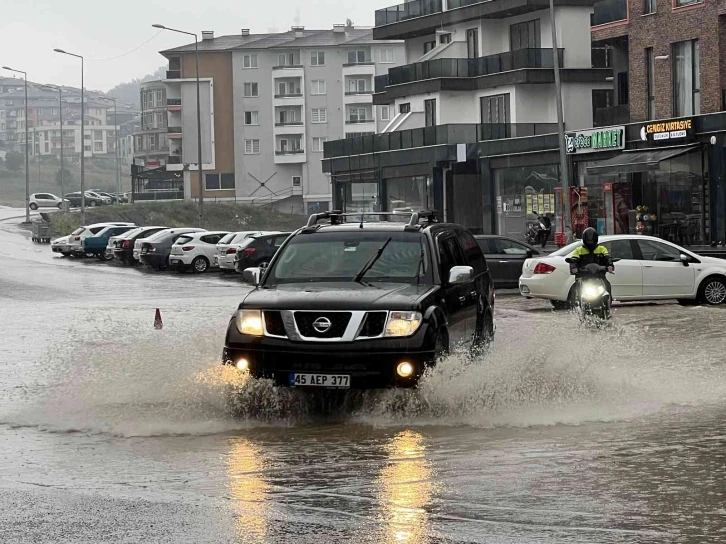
[582,227,598,252]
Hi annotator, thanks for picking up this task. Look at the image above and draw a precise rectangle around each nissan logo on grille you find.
[312,317,332,333]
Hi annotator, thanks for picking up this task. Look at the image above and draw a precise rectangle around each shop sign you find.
[640,119,693,142]
[565,127,625,154]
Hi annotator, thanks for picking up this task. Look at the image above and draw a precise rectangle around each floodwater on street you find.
[1,216,726,543]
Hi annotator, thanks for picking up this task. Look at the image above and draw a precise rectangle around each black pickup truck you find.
[222,210,495,389]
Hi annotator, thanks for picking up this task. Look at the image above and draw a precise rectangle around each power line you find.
[86,30,164,62]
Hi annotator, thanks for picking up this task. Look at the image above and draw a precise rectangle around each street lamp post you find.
[103,96,121,201]
[43,85,65,202]
[152,24,204,227]
[53,48,85,225]
[2,66,30,222]
[548,0,573,242]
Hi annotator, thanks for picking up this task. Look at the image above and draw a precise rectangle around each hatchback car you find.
[475,235,540,289]
[139,228,207,270]
[169,231,230,273]
[519,235,726,307]
[113,226,168,264]
[82,225,137,259]
[29,193,66,210]
[233,233,292,274]
[63,192,107,208]
[222,210,494,390]
[66,222,136,256]
[215,231,280,271]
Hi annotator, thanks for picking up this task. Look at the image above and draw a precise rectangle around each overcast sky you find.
[3,0,383,92]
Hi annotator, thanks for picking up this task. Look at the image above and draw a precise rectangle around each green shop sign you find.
[565,126,625,154]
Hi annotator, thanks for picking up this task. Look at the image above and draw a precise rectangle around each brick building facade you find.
[591,0,725,123]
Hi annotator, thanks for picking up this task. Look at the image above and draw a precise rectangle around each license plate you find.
[289,373,350,388]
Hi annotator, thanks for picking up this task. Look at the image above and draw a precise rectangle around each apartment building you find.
[159,25,404,213]
[133,80,169,167]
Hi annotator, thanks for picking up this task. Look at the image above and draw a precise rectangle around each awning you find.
[585,145,699,176]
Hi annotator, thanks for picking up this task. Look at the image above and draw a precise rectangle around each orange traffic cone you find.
[154,308,163,330]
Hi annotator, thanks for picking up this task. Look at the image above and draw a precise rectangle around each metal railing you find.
[345,90,373,95]
[324,123,560,158]
[346,119,374,124]
[272,64,303,70]
[593,105,630,127]
[167,155,183,164]
[591,0,627,26]
[274,93,303,98]
[166,70,181,79]
[166,98,182,106]
[167,126,182,134]
[343,61,374,67]
[275,149,305,155]
[275,121,304,126]
[447,0,486,8]
[385,48,565,87]
[374,0,443,26]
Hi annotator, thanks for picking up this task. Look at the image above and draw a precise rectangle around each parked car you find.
[82,225,138,260]
[215,231,279,271]
[222,210,495,390]
[86,191,112,205]
[139,228,207,270]
[233,232,292,274]
[51,235,72,256]
[475,235,541,289]
[519,234,726,307]
[169,231,230,273]
[90,190,119,204]
[113,226,168,264]
[105,227,143,260]
[66,222,136,256]
[63,192,107,208]
[29,193,67,210]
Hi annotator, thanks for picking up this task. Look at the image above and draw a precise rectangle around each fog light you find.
[396,362,414,378]
[235,358,249,371]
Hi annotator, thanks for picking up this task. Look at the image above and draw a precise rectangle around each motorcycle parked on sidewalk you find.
[525,215,552,248]
[565,257,619,325]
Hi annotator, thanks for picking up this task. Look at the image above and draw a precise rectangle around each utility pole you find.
[548,0,572,242]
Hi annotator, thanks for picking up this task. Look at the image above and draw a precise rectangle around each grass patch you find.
[49,201,308,237]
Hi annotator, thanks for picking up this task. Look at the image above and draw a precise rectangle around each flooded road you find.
[1,219,726,543]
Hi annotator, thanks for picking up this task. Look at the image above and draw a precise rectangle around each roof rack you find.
[304,209,439,228]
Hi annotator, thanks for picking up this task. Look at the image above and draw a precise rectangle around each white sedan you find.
[519,235,726,307]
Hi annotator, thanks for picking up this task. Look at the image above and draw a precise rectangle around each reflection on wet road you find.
[1,222,726,543]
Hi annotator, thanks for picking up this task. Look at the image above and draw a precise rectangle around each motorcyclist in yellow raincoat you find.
[569,227,615,298]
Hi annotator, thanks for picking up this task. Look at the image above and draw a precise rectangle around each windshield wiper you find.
[353,237,392,284]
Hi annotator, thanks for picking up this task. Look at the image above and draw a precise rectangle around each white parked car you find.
[66,222,136,256]
[519,235,726,307]
[51,235,71,256]
[214,231,279,271]
[29,193,66,210]
[169,231,230,273]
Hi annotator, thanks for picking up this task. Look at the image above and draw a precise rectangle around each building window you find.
[155,89,163,106]
[277,53,295,67]
[244,111,259,125]
[617,72,629,105]
[424,99,436,127]
[311,51,325,66]
[440,33,452,44]
[675,0,701,6]
[44,142,49,153]
[205,173,221,190]
[221,173,235,189]
[424,41,436,54]
[244,139,260,154]
[243,54,258,68]
[467,28,479,58]
[481,93,510,124]
[292,176,302,187]
[510,20,540,51]
[311,108,327,123]
[348,79,367,93]
[349,107,368,122]
[379,48,395,63]
[243,83,259,97]
[94,130,103,140]
[347,50,367,64]
[311,80,327,95]
[155,111,166,128]
[643,0,656,14]
[672,39,700,116]
[646,48,655,119]
[94,142,103,152]
[399,103,411,114]
[312,137,327,152]
[380,106,392,121]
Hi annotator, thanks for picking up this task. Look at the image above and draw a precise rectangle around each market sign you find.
[640,118,693,142]
[565,127,625,155]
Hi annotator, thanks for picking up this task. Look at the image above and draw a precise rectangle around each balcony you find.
[167,126,182,139]
[324,123,560,158]
[344,91,374,105]
[591,0,628,27]
[274,148,306,164]
[374,0,442,27]
[166,98,182,112]
[166,70,181,79]
[167,155,183,164]
[273,92,305,108]
[275,149,305,155]
[272,66,304,79]
[342,63,376,79]
[272,64,303,70]
[273,121,306,136]
[593,105,630,127]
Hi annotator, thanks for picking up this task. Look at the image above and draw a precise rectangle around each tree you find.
[5,151,23,172]
[55,167,74,187]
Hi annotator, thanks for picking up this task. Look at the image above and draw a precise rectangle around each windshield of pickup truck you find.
[265,231,432,285]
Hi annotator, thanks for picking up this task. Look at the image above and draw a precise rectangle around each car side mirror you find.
[526,249,534,259]
[242,267,261,286]
[680,253,690,266]
[564,257,576,264]
[448,265,473,284]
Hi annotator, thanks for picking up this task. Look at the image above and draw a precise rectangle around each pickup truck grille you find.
[263,311,286,337]
[359,311,387,338]
[295,312,351,339]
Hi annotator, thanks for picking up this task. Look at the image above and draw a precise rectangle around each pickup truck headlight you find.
[384,311,422,337]
[236,310,264,336]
